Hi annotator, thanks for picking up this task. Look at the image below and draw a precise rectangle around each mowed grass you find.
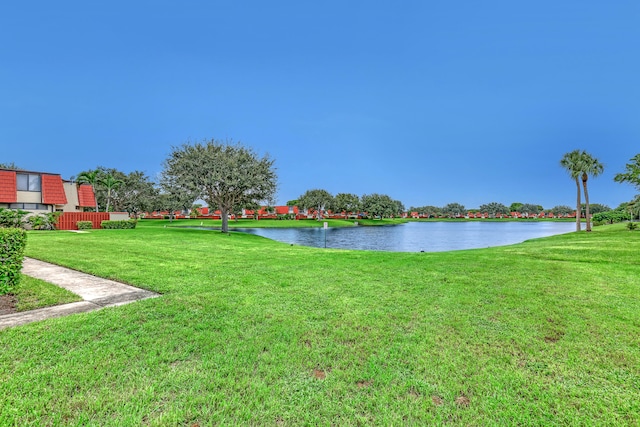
[0,222,638,425]
[13,275,82,312]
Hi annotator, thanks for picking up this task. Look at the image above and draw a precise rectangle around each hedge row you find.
[100,220,137,229]
[0,228,27,295]
[76,221,93,230]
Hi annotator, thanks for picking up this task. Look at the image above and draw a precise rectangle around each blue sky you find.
[1,1,638,209]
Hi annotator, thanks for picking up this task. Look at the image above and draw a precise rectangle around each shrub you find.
[101,220,137,229]
[0,208,28,228]
[77,221,93,230]
[0,228,27,295]
[27,212,61,230]
[593,210,631,224]
[626,222,638,231]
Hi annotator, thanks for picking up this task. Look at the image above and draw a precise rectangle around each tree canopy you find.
[77,167,161,216]
[551,205,573,215]
[297,189,333,220]
[583,203,610,215]
[162,139,277,233]
[360,193,400,218]
[509,202,523,213]
[478,202,509,217]
[332,193,361,216]
[519,203,543,215]
[614,154,640,191]
[113,171,158,218]
[441,203,465,218]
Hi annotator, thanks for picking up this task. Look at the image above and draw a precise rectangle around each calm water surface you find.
[233,221,581,252]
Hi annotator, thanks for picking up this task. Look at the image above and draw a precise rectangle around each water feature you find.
[231,221,581,252]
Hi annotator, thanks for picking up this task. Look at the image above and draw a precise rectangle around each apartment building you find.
[0,168,95,213]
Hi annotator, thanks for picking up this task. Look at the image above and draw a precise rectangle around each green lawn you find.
[13,274,82,312]
[1,222,638,425]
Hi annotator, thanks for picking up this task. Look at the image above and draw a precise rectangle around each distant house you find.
[0,168,96,213]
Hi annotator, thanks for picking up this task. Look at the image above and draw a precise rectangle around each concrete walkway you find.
[0,258,159,330]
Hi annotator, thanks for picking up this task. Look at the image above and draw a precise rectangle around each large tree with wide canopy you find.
[162,139,277,233]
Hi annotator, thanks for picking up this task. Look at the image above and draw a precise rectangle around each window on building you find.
[8,203,49,210]
[16,173,41,192]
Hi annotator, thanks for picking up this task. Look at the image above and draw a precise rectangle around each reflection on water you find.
[231,221,581,252]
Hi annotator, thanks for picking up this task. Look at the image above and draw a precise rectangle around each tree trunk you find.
[575,177,581,232]
[221,207,229,233]
[582,173,591,232]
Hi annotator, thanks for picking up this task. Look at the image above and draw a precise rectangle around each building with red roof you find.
[0,170,18,203]
[0,168,96,213]
[76,184,97,208]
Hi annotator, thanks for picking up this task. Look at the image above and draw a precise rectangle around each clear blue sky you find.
[2,1,638,209]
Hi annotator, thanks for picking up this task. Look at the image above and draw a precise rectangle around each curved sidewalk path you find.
[0,258,159,330]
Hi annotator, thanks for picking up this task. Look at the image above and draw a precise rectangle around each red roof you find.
[77,184,96,207]
[276,206,298,214]
[41,174,68,205]
[0,170,17,203]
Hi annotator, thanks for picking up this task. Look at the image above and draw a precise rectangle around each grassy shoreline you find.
[1,222,638,424]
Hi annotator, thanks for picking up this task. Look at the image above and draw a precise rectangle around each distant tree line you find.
[5,147,640,233]
[296,189,405,219]
[406,202,611,218]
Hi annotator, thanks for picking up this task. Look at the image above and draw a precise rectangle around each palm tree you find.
[579,152,604,232]
[76,170,100,211]
[99,174,124,212]
[560,150,584,232]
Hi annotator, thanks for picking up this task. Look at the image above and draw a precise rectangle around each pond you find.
[231,221,581,252]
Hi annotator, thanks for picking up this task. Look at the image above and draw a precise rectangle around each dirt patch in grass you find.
[356,380,373,388]
[313,369,326,380]
[545,330,565,343]
[455,395,470,407]
[432,395,444,406]
[0,295,17,315]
